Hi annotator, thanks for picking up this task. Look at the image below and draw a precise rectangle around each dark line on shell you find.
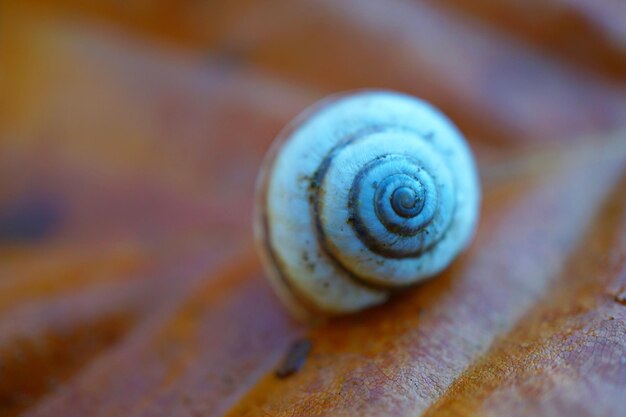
[311,125,405,291]
[311,125,456,289]
[263,120,455,296]
[348,154,440,258]
[256,116,339,317]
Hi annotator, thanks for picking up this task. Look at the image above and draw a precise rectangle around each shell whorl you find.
[313,127,456,280]
[255,91,480,318]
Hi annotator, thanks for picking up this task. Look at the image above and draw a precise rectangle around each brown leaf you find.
[0,3,625,417]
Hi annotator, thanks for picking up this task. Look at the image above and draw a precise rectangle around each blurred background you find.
[1,1,626,417]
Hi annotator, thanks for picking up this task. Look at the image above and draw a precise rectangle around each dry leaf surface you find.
[0,2,625,417]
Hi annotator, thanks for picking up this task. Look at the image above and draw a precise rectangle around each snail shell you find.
[254,91,480,319]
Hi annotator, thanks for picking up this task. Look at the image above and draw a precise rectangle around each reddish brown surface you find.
[1,2,625,417]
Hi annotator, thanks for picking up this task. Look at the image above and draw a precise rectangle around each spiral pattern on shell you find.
[255,91,480,318]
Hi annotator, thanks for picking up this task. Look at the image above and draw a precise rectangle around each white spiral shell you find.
[254,91,480,319]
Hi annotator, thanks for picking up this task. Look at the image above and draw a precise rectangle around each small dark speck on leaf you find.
[275,338,312,379]
[0,195,64,242]
[211,40,250,70]
[220,374,235,386]
[613,288,626,306]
